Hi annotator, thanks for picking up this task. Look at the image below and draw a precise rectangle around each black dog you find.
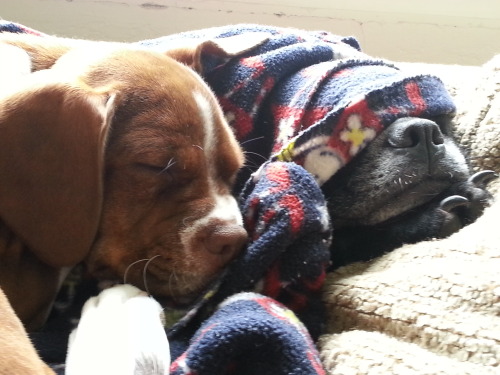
[324,116,494,267]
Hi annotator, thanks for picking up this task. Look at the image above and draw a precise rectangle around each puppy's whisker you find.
[243,150,268,162]
[143,254,161,296]
[240,136,265,146]
[192,144,204,151]
[158,157,177,175]
[242,156,262,167]
[123,258,150,285]
[241,163,259,173]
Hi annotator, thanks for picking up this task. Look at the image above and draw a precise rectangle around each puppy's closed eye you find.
[135,158,177,176]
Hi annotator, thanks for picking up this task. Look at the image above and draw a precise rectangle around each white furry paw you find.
[0,44,31,98]
[65,284,170,375]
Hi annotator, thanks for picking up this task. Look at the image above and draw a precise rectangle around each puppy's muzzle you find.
[200,220,248,266]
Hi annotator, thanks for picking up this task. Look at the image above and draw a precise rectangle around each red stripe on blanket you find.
[405,81,427,115]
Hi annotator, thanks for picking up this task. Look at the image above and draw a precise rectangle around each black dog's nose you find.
[387,117,444,149]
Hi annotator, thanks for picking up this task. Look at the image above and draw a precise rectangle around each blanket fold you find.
[171,292,325,375]
[214,162,331,330]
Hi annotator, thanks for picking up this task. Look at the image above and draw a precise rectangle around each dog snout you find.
[387,117,444,150]
[204,223,248,262]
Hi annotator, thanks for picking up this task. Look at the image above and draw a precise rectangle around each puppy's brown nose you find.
[205,224,248,262]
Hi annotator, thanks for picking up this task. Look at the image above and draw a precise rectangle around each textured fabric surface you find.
[319,331,499,375]
[319,55,500,374]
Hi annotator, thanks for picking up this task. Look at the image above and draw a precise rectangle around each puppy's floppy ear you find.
[0,76,114,268]
[163,32,270,75]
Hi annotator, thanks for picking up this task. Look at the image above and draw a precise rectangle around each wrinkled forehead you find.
[82,49,243,171]
[106,80,243,174]
[106,89,209,154]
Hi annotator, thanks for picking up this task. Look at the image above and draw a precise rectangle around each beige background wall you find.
[0,0,498,65]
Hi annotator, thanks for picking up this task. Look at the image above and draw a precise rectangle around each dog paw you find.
[66,284,170,375]
[0,44,32,97]
[437,170,497,237]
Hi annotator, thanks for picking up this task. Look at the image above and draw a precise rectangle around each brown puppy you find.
[0,33,270,334]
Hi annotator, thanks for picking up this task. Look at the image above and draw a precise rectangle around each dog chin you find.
[95,276,212,310]
[354,179,451,226]
[137,271,220,308]
[156,292,203,309]
[87,258,222,308]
